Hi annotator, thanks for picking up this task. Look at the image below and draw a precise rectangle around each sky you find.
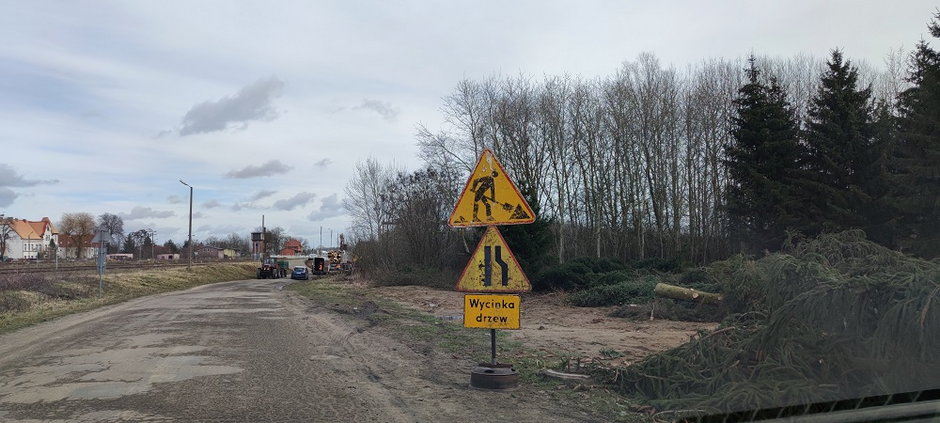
[0,0,936,247]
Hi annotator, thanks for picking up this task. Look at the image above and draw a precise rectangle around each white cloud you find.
[119,206,176,220]
[0,164,59,187]
[0,187,17,207]
[307,194,344,222]
[230,189,279,210]
[250,190,278,201]
[179,77,284,136]
[202,200,222,208]
[167,195,183,204]
[354,99,399,121]
[314,158,333,168]
[225,160,292,179]
[273,192,316,211]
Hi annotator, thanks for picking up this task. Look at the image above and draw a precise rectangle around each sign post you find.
[449,149,534,390]
[93,230,108,297]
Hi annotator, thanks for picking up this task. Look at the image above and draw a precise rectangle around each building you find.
[197,245,225,259]
[58,233,96,259]
[0,217,58,260]
[156,253,180,260]
[280,239,303,256]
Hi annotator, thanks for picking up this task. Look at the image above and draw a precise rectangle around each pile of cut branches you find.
[595,231,940,413]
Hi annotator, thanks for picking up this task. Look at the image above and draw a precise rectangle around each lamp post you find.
[179,180,193,271]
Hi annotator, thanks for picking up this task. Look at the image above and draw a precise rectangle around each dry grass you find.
[0,263,255,333]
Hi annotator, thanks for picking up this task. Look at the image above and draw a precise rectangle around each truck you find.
[327,250,352,272]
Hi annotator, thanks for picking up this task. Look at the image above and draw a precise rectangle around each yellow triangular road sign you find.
[455,226,532,293]
[448,149,535,227]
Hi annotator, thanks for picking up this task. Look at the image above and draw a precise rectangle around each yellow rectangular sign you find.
[463,294,520,330]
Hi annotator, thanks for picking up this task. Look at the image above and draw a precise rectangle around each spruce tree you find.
[724,57,803,253]
[499,187,554,278]
[800,50,885,238]
[890,12,940,257]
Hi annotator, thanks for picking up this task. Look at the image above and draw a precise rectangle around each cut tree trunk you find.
[654,282,722,304]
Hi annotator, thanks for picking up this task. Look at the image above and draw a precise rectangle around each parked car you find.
[290,266,309,280]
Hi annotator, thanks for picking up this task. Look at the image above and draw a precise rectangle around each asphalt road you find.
[0,280,601,423]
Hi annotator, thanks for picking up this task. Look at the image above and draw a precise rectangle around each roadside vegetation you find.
[0,263,255,333]
[337,11,939,419]
[289,275,647,422]
[586,231,940,415]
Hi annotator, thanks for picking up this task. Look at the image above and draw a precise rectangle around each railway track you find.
[0,261,251,275]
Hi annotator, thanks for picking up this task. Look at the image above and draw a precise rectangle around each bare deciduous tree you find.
[59,212,96,259]
[97,213,124,254]
[344,158,397,241]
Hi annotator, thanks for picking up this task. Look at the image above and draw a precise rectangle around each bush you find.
[372,266,456,290]
[568,277,658,307]
[629,257,683,272]
[533,261,594,291]
[593,269,650,286]
[0,273,54,292]
[598,231,940,413]
[609,298,725,322]
[568,256,628,273]
[677,268,721,293]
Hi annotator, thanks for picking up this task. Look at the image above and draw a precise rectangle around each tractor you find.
[257,257,281,279]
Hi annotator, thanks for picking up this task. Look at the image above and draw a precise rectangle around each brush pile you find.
[596,230,940,413]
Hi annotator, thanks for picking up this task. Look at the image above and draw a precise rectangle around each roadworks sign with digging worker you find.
[448,149,535,227]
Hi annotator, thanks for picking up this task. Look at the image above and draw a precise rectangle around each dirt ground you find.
[371,285,717,368]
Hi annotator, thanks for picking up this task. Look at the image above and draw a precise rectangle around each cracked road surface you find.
[0,280,602,422]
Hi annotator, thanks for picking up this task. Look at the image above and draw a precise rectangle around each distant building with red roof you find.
[279,239,303,256]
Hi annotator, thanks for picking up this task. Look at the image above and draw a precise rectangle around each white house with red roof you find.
[0,217,58,260]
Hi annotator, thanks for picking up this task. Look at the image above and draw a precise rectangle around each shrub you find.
[372,266,456,289]
[594,269,654,286]
[608,298,726,322]
[568,277,658,307]
[568,256,628,273]
[598,231,940,412]
[677,268,721,293]
[629,257,683,272]
[533,261,594,291]
[0,273,54,292]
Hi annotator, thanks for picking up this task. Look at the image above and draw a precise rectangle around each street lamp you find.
[179,180,193,271]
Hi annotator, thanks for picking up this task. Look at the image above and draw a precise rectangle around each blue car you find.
[290,266,309,280]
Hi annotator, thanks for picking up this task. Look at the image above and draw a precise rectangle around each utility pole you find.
[179,180,193,271]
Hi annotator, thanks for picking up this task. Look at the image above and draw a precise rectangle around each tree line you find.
[48,212,316,259]
[346,12,939,278]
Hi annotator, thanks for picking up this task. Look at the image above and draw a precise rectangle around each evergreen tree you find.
[890,12,940,257]
[800,50,886,238]
[493,187,554,278]
[163,240,179,254]
[724,57,803,253]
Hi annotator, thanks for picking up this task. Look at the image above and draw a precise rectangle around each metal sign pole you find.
[95,229,107,297]
[490,329,497,365]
